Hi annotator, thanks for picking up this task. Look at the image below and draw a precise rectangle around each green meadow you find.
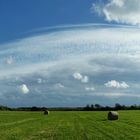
[0,111,139,140]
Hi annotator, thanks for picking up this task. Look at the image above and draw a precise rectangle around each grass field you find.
[0,111,139,140]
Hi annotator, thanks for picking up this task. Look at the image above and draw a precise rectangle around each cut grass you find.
[0,111,139,140]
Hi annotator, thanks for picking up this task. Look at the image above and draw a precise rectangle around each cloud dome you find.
[0,24,140,107]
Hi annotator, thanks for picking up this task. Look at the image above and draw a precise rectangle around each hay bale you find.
[108,111,119,120]
[44,110,49,115]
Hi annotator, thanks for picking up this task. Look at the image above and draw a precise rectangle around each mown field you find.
[0,111,139,140]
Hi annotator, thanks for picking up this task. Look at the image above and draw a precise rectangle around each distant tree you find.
[95,104,101,109]
[121,105,127,110]
[115,103,122,110]
[31,106,39,111]
[91,104,94,110]
[84,104,91,111]
[0,105,11,111]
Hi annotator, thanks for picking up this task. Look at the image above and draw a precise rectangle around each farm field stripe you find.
[78,114,120,140]
[0,118,39,127]
[83,116,137,139]
[73,113,89,140]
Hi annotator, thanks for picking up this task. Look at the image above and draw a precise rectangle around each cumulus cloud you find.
[73,72,83,80]
[73,72,89,83]
[92,0,140,25]
[19,84,30,94]
[105,80,129,89]
[81,76,89,83]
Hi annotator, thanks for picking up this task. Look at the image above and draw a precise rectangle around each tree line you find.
[83,103,140,111]
[0,103,140,111]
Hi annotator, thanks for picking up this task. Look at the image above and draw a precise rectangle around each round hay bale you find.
[108,111,119,120]
[44,110,49,115]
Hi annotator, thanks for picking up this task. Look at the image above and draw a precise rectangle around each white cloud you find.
[91,1,105,16]
[73,72,89,83]
[73,72,83,80]
[85,87,95,91]
[92,0,140,25]
[37,78,42,84]
[54,83,64,89]
[0,24,140,106]
[91,92,140,98]
[19,84,29,94]
[81,76,89,83]
[1,24,140,79]
[5,56,13,65]
[37,78,45,84]
[105,80,129,89]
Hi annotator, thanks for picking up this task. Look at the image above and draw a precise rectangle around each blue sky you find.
[0,0,105,43]
[0,0,140,107]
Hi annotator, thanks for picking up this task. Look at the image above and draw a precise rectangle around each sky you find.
[0,0,140,107]
[0,0,103,43]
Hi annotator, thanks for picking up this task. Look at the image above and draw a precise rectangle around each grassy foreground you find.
[0,111,139,140]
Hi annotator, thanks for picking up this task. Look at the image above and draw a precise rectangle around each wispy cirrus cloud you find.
[85,87,95,91]
[1,24,140,79]
[5,56,14,65]
[0,24,140,106]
